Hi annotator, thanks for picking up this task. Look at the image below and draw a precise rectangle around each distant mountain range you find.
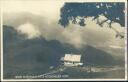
[3,25,124,78]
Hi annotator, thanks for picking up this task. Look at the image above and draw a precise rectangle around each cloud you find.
[2,0,64,21]
[2,0,125,49]
[17,22,41,39]
[109,45,124,49]
[4,13,124,49]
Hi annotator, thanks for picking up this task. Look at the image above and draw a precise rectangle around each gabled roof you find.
[64,54,81,62]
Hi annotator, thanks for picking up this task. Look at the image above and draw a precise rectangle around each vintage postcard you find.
[0,0,127,81]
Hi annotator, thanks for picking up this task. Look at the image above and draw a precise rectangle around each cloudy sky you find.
[2,0,64,21]
[1,0,126,49]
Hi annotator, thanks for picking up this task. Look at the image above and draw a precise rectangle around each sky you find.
[1,0,125,49]
[1,0,64,21]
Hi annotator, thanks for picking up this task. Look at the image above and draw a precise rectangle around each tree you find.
[59,3,125,38]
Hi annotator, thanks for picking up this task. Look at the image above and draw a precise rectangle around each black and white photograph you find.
[0,0,127,81]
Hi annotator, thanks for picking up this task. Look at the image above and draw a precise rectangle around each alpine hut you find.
[61,54,83,66]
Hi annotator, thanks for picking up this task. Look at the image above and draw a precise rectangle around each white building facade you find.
[61,54,83,67]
